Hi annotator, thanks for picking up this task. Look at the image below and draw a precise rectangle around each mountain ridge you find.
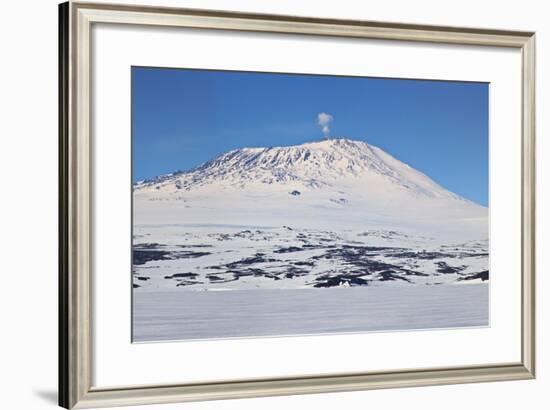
[134,138,480,208]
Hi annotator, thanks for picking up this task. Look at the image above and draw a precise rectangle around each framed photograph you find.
[59,1,535,408]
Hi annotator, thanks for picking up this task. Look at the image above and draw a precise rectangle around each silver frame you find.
[59,2,536,408]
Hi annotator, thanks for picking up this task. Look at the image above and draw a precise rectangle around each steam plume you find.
[317,112,333,139]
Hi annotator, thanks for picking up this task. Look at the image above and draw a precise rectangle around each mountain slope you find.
[134,138,487,240]
[137,138,463,198]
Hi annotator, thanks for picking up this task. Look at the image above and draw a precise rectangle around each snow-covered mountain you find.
[134,138,487,240]
[136,138,463,197]
[132,138,488,294]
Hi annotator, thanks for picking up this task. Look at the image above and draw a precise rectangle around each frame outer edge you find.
[521,34,536,377]
[74,364,531,409]
[72,1,534,47]
[74,4,530,48]
[75,2,93,408]
[61,1,93,408]
[62,2,537,408]
[59,2,70,408]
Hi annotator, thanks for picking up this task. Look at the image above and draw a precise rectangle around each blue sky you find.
[132,67,488,206]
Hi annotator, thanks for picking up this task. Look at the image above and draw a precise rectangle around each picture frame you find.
[59,1,536,408]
